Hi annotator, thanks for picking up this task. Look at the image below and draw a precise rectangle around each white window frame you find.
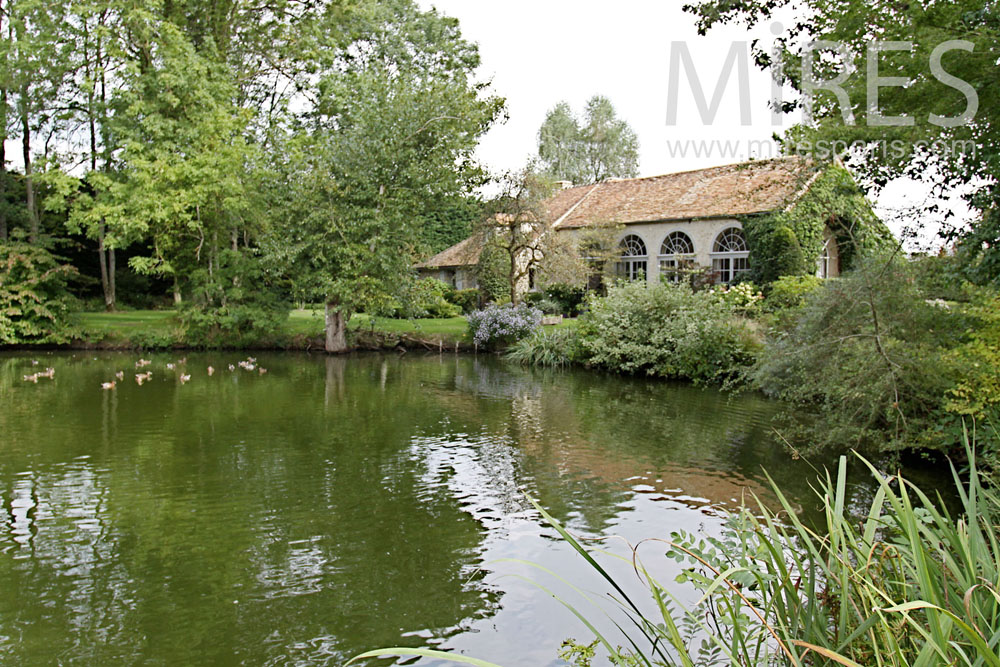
[816,236,833,278]
[710,227,750,284]
[657,231,696,283]
[616,234,648,282]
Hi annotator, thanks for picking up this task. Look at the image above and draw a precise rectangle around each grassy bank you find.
[69,309,473,350]
[69,309,581,350]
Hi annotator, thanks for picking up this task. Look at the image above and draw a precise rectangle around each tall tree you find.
[476,168,554,306]
[6,0,72,243]
[269,1,503,352]
[685,0,1000,283]
[537,95,639,185]
[0,0,9,241]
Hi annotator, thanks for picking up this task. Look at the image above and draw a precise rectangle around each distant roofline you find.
[562,156,811,191]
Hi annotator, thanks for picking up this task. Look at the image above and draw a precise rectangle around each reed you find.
[352,434,1000,665]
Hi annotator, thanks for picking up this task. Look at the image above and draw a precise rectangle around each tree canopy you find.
[1,0,502,346]
[684,0,1000,284]
[537,95,639,185]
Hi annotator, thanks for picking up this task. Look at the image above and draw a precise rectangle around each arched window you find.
[711,227,749,283]
[616,234,647,281]
[658,231,695,283]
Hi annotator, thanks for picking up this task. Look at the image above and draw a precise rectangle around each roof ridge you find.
[552,183,601,229]
[577,156,808,188]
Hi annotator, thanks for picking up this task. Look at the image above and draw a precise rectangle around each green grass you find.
[75,309,576,348]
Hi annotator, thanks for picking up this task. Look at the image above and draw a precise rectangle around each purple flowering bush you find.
[466,302,542,349]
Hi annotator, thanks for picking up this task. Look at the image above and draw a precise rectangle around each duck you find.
[115,371,124,380]
[135,372,152,385]
[135,359,151,368]
[179,374,191,384]
[38,368,55,379]
[23,374,39,383]
[207,366,215,376]
[258,367,267,375]
[101,381,116,390]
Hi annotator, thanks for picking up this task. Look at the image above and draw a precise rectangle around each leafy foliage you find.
[685,0,1000,283]
[507,327,581,367]
[763,274,823,312]
[945,295,1000,465]
[537,96,639,185]
[753,254,974,453]
[552,441,1000,667]
[465,302,541,350]
[0,236,78,343]
[475,238,513,304]
[743,165,894,284]
[268,2,503,350]
[378,278,461,319]
[576,281,761,385]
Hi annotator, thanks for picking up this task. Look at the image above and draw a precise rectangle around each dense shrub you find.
[376,278,461,319]
[179,303,289,348]
[447,288,480,314]
[0,237,79,343]
[542,283,586,316]
[407,279,461,318]
[763,274,824,311]
[576,281,761,384]
[752,254,974,454]
[709,281,763,317]
[179,250,289,347]
[910,252,977,302]
[507,327,580,367]
[466,302,541,349]
[475,241,510,303]
[944,295,1000,465]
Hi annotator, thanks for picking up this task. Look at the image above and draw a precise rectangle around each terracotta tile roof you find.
[554,157,817,229]
[415,233,485,269]
[416,158,818,268]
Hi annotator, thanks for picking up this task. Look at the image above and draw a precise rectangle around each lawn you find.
[77,309,574,347]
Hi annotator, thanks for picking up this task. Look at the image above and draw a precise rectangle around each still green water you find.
[0,352,897,665]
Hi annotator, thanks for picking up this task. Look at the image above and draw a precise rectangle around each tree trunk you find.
[173,277,182,305]
[108,248,116,309]
[98,224,110,308]
[324,302,350,353]
[21,91,37,243]
[97,228,116,311]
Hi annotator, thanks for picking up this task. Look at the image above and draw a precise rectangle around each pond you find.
[0,351,922,665]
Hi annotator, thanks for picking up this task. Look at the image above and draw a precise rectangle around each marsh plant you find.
[552,439,1000,666]
[352,437,1000,666]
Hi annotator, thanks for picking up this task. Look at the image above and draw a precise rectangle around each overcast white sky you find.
[417,0,974,249]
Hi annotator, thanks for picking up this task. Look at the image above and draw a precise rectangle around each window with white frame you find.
[711,227,749,283]
[616,234,647,281]
[658,231,696,283]
[816,235,834,278]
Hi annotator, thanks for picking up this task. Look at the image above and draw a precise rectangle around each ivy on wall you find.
[742,164,896,285]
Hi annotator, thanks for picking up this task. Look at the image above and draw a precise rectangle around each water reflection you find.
[0,351,893,665]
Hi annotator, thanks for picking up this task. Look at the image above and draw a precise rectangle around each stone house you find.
[417,158,882,293]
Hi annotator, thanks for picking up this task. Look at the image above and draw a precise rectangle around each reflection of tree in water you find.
[0,352,498,665]
[0,352,933,664]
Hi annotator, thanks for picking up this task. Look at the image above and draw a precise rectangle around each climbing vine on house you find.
[742,165,895,284]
